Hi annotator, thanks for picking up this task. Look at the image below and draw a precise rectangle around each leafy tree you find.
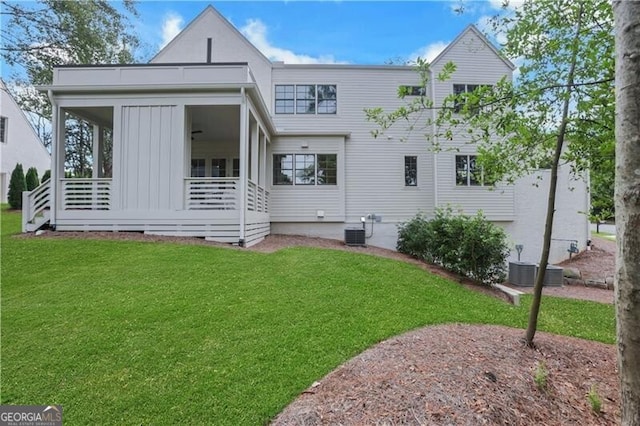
[367,0,614,346]
[613,1,640,423]
[7,163,26,209]
[1,0,142,175]
[25,167,39,191]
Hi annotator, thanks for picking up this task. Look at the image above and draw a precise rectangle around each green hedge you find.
[397,208,510,285]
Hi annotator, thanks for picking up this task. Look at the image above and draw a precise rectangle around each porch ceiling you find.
[190,105,239,142]
[66,107,113,128]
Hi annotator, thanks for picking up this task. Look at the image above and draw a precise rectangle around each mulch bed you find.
[272,324,619,425]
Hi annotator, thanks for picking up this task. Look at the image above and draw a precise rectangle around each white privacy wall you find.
[500,164,590,264]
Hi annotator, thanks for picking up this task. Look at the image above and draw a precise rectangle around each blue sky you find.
[133,1,507,64]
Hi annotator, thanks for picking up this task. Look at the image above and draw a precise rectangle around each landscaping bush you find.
[7,163,26,209]
[397,208,510,285]
[41,169,51,184]
[25,167,39,191]
[396,212,431,258]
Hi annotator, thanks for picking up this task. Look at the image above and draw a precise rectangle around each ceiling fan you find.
[191,130,202,141]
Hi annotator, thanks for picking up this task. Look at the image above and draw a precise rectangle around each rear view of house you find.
[24,5,589,263]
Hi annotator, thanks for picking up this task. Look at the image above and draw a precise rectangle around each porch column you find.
[49,98,60,226]
[259,131,267,187]
[92,125,104,178]
[250,117,259,183]
[238,89,248,244]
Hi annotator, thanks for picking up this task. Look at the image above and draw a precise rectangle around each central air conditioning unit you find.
[508,262,536,286]
[345,228,366,247]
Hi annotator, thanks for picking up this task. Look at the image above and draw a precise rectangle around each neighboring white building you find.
[25,6,589,263]
[0,80,51,202]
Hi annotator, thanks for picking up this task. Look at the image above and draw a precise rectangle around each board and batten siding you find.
[118,105,185,211]
[271,66,435,223]
[430,28,516,219]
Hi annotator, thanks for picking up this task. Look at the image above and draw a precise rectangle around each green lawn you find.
[0,208,615,425]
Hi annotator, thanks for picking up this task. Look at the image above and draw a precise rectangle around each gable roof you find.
[0,79,49,151]
[430,25,516,70]
[150,5,272,67]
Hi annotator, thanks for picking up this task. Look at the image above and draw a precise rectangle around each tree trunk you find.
[524,4,584,346]
[613,1,640,424]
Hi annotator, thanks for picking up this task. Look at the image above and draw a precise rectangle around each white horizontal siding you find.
[269,136,345,222]
[271,67,435,222]
[431,29,516,218]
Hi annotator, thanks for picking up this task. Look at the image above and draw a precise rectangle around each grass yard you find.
[0,208,615,425]
[592,230,616,240]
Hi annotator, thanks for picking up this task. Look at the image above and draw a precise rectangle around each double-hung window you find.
[405,156,417,186]
[273,154,337,185]
[191,159,206,177]
[211,159,226,177]
[456,155,494,186]
[275,84,337,115]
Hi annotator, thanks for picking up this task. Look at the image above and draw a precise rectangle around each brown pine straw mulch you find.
[272,324,619,426]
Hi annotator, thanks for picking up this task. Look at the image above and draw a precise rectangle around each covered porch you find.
[24,63,273,246]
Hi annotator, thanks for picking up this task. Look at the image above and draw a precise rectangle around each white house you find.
[24,5,589,263]
[0,80,51,203]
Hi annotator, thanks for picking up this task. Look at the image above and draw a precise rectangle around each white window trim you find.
[274,84,337,115]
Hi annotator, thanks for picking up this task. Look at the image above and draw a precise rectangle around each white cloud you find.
[409,41,448,63]
[240,19,346,64]
[160,13,184,49]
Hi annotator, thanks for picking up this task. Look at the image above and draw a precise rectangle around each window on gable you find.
[273,153,337,186]
[405,156,417,186]
[401,86,426,96]
[453,84,494,113]
[456,155,493,186]
[275,84,337,115]
[0,116,7,143]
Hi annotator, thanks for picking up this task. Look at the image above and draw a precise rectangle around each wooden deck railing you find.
[185,178,239,210]
[22,179,51,232]
[61,178,112,210]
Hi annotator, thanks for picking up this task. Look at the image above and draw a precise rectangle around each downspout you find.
[238,87,247,246]
[430,66,439,209]
[46,89,57,229]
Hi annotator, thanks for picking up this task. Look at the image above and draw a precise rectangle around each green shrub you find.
[397,208,509,285]
[25,167,39,191]
[7,163,26,209]
[396,212,432,258]
[533,361,548,391]
[41,169,51,183]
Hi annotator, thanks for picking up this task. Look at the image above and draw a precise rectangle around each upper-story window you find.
[401,86,426,96]
[453,84,493,113]
[0,116,7,144]
[275,84,337,115]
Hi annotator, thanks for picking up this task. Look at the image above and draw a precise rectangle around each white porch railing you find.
[22,179,51,232]
[185,178,239,210]
[61,178,112,210]
[247,180,269,213]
